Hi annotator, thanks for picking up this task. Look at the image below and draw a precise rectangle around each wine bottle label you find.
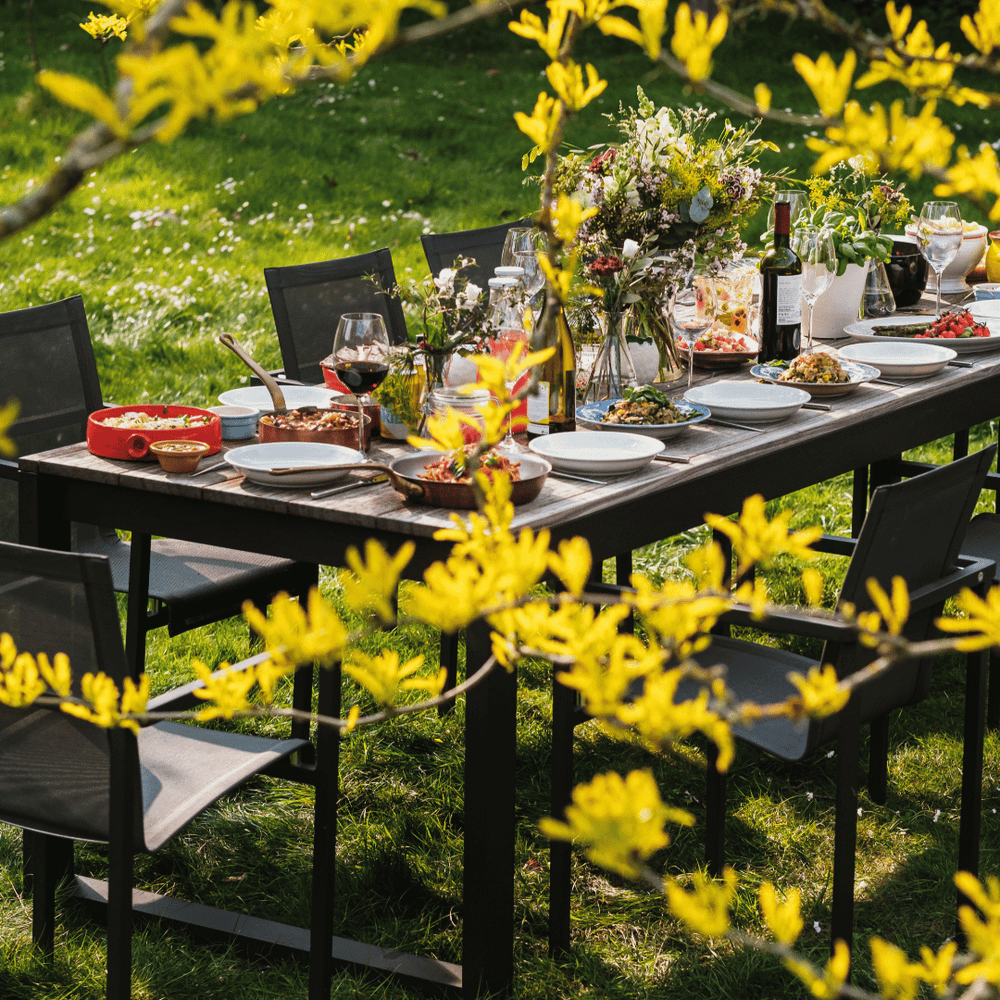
[775,274,802,325]
[527,383,550,435]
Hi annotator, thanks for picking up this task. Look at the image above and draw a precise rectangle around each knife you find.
[706,416,766,433]
[310,474,389,499]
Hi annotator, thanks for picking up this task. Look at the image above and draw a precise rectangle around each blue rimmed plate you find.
[576,398,711,439]
[750,360,881,398]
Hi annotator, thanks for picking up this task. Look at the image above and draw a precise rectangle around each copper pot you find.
[257,409,372,450]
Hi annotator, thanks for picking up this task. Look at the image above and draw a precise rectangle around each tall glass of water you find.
[915,201,963,318]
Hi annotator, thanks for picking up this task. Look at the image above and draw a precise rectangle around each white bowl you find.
[683,381,810,423]
[219,385,337,411]
[970,299,1000,320]
[837,342,956,377]
[906,222,987,293]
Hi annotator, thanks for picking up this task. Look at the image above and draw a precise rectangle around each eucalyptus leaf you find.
[689,186,714,224]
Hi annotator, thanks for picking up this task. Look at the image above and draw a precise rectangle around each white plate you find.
[970,300,1000,320]
[576,399,711,439]
[218,385,338,411]
[750,360,881,397]
[683,381,810,423]
[837,341,956,377]
[528,431,664,473]
[844,314,1000,353]
[225,442,362,487]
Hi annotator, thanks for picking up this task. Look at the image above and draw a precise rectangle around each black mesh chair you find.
[420,218,533,285]
[0,295,318,681]
[0,539,336,1000]
[549,446,996,960]
[264,248,408,386]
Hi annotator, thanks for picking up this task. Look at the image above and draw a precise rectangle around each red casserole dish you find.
[87,404,222,460]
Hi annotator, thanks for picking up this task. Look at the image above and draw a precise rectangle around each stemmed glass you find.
[792,226,836,352]
[768,190,811,231]
[332,312,390,457]
[670,270,718,389]
[915,201,963,318]
[501,227,540,267]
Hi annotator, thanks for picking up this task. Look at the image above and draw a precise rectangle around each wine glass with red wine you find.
[333,312,390,456]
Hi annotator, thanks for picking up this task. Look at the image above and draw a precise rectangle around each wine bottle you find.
[526,297,576,438]
[759,201,802,363]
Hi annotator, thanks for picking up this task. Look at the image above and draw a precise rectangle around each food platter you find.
[225,442,361,487]
[684,381,810,423]
[750,360,881,397]
[677,336,760,369]
[576,398,711,439]
[843,314,1000,353]
[528,431,664,474]
[87,404,221,460]
[837,342,956,378]
[218,385,339,410]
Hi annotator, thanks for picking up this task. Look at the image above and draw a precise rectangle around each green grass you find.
[3,4,1000,999]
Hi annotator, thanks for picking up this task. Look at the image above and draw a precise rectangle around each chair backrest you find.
[0,540,140,844]
[420,219,533,286]
[0,296,103,542]
[828,443,996,718]
[264,248,408,385]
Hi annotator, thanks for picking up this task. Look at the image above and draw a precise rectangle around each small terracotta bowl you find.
[149,439,211,473]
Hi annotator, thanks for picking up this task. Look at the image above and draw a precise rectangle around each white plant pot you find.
[806,261,870,341]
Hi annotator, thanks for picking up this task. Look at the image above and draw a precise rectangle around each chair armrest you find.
[146,650,273,714]
[812,534,857,557]
[0,457,17,482]
[718,604,858,642]
[907,556,995,614]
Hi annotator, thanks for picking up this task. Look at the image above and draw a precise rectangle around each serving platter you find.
[677,336,760,369]
[218,385,339,410]
[844,314,1000,353]
[837,341,956,378]
[750,360,881,397]
[576,399,711,439]
[684,381,810,423]
[225,442,361,487]
[528,431,664,473]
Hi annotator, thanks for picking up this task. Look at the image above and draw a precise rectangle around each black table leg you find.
[463,618,517,998]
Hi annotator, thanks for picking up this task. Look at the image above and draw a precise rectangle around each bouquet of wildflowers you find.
[386,259,490,389]
[557,89,777,283]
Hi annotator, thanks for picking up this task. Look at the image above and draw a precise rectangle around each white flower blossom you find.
[433,268,458,295]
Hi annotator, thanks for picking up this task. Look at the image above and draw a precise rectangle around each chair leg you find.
[851,467,868,539]
[705,742,726,878]
[615,551,632,587]
[29,832,72,958]
[309,659,341,1000]
[549,677,576,956]
[831,703,861,974]
[107,730,136,1000]
[124,531,153,682]
[867,713,889,805]
[988,647,1000,731]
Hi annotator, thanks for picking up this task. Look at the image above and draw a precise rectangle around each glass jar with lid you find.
[429,387,491,446]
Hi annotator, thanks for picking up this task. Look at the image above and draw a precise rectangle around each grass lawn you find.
[2,3,1000,998]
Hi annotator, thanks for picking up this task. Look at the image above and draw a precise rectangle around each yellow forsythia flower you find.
[962,0,1000,54]
[343,650,445,708]
[341,538,415,623]
[866,575,910,635]
[759,883,803,945]
[0,651,46,708]
[754,82,772,112]
[669,2,728,81]
[192,660,256,721]
[547,536,592,597]
[787,663,849,719]
[0,398,17,458]
[665,867,737,938]
[539,769,691,877]
[871,936,920,1000]
[597,0,669,60]
[793,50,856,118]
[545,60,607,113]
[79,12,128,42]
[917,939,958,994]
[783,939,851,999]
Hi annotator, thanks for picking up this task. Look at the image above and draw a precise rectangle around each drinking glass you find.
[767,189,811,231]
[501,227,540,267]
[670,270,718,389]
[514,250,546,317]
[862,259,896,319]
[332,312,390,456]
[915,201,963,318]
[792,226,836,351]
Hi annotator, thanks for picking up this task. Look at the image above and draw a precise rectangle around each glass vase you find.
[583,310,640,402]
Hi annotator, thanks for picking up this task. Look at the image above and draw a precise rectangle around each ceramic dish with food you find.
[257,406,372,450]
[577,396,711,439]
[844,313,1000,353]
[837,341,956,378]
[149,439,211,473]
[528,431,664,474]
[684,381,810,423]
[225,442,361,488]
[677,326,760,369]
[751,357,881,398]
[87,404,221,460]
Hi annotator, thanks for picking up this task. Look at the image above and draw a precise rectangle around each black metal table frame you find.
[17,364,1000,998]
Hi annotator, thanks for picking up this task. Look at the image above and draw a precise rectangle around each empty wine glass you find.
[501,227,540,267]
[767,190,811,232]
[332,312,390,456]
[671,270,718,389]
[792,226,836,352]
[514,250,546,317]
[915,201,963,318]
